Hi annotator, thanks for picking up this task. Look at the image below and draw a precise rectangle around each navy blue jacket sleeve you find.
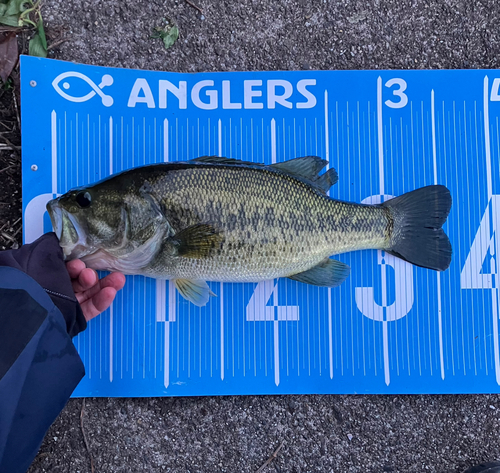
[0,233,87,337]
[0,233,87,473]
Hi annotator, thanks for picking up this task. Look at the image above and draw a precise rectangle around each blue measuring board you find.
[20,56,500,395]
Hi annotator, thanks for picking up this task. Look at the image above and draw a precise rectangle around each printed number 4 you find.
[491,79,500,101]
[461,196,500,289]
[385,78,408,109]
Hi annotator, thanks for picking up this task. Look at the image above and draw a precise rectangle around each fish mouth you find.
[47,200,63,240]
[47,199,88,259]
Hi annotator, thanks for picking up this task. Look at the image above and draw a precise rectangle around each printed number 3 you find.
[385,78,408,109]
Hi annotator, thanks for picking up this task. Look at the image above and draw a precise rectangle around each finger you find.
[109,272,126,291]
[66,259,86,279]
[81,287,117,322]
[72,268,98,293]
[75,272,126,305]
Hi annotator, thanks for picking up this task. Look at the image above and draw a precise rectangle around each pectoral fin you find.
[170,224,224,259]
[288,258,350,287]
[174,279,216,306]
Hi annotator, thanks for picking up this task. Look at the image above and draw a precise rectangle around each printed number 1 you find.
[385,78,408,109]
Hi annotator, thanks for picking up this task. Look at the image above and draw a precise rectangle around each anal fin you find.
[288,258,350,287]
[174,279,216,306]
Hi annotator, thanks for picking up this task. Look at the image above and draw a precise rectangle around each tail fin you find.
[382,185,452,271]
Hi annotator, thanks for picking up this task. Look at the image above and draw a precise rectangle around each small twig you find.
[12,222,22,238]
[11,217,22,239]
[47,37,69,51]
[256,442,284,473]
[11,88,20,132]
[0,135,21,152]
[0,26,22,33]
[184,0,203,14]
[0,164,15,174]
[1,232,16,242]
[80,399,95,473]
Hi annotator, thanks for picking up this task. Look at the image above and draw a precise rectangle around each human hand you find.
[66,259,126,322]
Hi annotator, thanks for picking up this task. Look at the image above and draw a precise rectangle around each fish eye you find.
[75,191,92,208]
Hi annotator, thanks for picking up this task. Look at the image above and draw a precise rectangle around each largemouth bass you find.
[46,156,452,306]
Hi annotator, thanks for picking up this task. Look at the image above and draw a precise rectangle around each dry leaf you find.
[0,31,18,83]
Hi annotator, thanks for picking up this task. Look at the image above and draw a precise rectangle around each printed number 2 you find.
[385,78,408,109]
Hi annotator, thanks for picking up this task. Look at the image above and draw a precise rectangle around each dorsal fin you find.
[189,156,252,165]
[315,168,338,193]
[189,155,338,194]
[271,156,327,181]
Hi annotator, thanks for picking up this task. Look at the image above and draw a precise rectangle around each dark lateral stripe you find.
[0,288,48,380]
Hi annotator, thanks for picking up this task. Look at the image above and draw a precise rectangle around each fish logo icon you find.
[52,72,114,107]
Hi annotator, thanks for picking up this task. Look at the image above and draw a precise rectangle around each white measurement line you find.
[442,104,455,375]
[108,117,114,382]
[218,118,222,157]
[271,118,277,162]
[402,118,409,375]
[51,111,57,195]
[464,102,477,375]
[87,115,91,378]
[169,281,176,321]
[475,103,488,375]
[274,320,280,386]
[452,101,466,376]
[153,119,157,377]
[66,112,69,191]
[164,118,169,163]
[484,76,500,385]
[163,322,170,388]
[484,77,493,200]
[218,119,225,381]
[75,113,79,186]
[157,118,173,387]
[362,101,377,376]
[346,104,355,377]
[220,282,225,380]
[389,117,399,376]
[431,90,445,380]
[271,118,280,385]
[377,78,385,195]
[324,91,334,379]
[358,101,367,376]
[335,102,344,375]
[155,280,167,320]
[377,76,390,386]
